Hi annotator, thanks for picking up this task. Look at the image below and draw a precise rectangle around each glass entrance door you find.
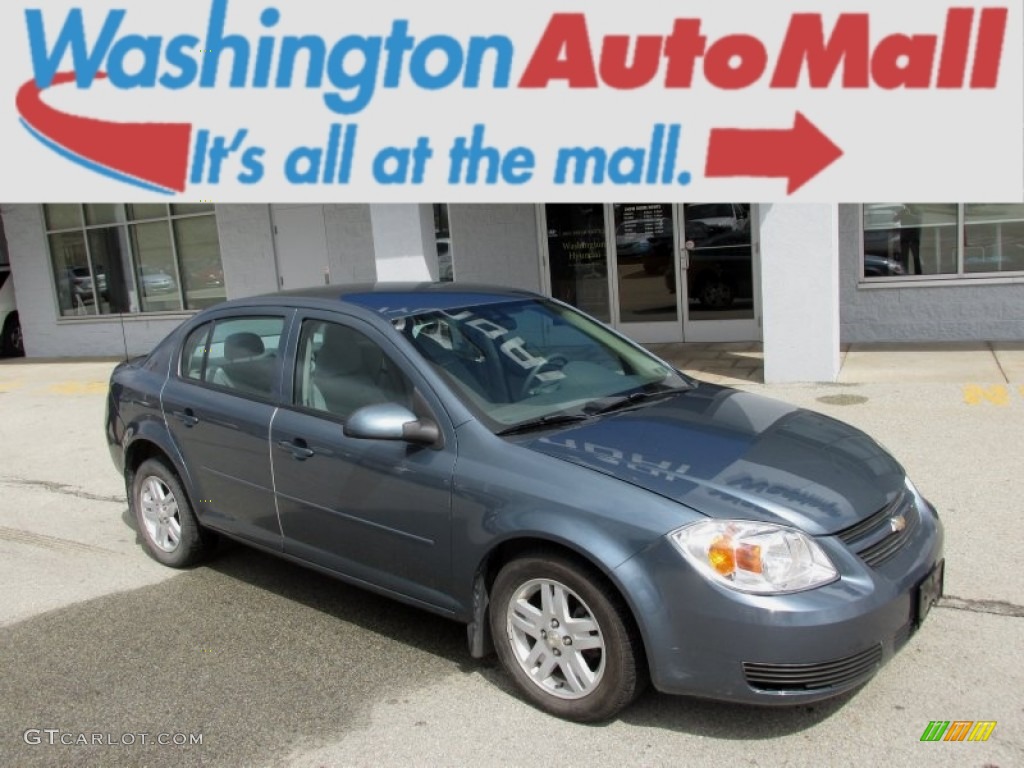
[542,203,760,344]
[680,203,760,342]
[612,204,683,343]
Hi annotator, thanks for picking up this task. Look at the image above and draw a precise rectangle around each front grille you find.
[837,491,918,568]
[743,645,883,692]
[838,492,905,544]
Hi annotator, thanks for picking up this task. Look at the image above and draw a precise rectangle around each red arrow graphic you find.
[16,72,192,193]
[705,112,843,195]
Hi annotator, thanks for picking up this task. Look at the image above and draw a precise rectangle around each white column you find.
[369,204,438,282]
[759,203,841,383]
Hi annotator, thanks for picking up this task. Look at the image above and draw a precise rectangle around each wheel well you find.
[124,440,174,486]
[478,538,648,663]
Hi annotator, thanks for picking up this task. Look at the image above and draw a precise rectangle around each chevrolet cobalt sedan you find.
[106,284,944,722]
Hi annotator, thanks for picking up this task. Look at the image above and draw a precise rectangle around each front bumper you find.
[616,495,944,704]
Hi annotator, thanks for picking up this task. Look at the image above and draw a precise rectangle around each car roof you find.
[235,282,541,317]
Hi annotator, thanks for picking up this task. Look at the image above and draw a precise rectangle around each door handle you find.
[278,439,315,460]
[173,409,200,427]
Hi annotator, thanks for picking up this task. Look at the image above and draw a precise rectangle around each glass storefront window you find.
[130,221,182,313]
[86,227,133,314]
[171,203,215,216]
[173,215,224,310]
[49,231,95,316]
[83,204,120,227]
[127,203,168,221]
[964,204,1024,274]
[43,204,226,318]
[433,203,454,282]
[862,204,1024,280]
[44,204,82,232]
[545,204,610,322]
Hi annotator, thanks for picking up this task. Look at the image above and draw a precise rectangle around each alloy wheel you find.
[139,475,182,553]
[506,578,606,699]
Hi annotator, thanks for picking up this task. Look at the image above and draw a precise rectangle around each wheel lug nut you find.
[540,630,547,638]
[563,637,572,646]
[553,648,561,657]
[550,619,559,629]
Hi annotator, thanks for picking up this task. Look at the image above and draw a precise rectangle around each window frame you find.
[859,203,1024,287]
[174,311,292,404]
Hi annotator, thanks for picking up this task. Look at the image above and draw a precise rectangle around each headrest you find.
[225,332,264,361]
[316,324,365,376]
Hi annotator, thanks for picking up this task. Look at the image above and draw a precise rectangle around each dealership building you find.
[1,201,1022,381]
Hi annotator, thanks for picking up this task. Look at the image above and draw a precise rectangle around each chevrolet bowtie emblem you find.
[890,515,907,533]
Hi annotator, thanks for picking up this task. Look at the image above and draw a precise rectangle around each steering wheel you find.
[520,357,569,399]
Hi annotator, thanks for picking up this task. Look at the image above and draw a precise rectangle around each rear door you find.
[161,311,293,550]
[269,312,458,609]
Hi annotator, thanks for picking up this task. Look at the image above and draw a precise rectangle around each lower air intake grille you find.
[743,645,883,692]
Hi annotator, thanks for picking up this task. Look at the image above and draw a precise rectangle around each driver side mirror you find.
[344,403,441,446]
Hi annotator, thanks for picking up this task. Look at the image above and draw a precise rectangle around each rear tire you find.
[489,553,645,722]
[131,458,213,568]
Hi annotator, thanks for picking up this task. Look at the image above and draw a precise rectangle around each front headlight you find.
[669,520,839,595]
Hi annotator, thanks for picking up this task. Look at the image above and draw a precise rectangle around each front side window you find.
[295,320,412,420]
[44,203,226,317]
[395,299,689,429]
[862,203,1024,280]
[185,316,285,398]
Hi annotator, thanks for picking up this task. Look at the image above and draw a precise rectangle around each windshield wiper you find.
[497,413,591,436]
[583,386,687,416]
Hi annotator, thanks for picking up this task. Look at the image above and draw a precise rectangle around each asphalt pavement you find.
[0,352,1021,768]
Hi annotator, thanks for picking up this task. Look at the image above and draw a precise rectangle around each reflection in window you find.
[862,204,1024,280]
[43,204,226,318]
[613,203,678,323]
[964,204,1024,274]
[433,204,454,282]
[545,204,610,322]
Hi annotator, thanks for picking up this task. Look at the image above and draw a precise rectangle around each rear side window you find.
[182,316,286,398]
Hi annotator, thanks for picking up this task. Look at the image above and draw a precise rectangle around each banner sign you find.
[0,0,1021,202]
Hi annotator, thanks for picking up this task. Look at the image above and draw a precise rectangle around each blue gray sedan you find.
[105,284,944,722]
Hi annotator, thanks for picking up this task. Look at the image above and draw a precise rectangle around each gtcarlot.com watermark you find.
[23,729,203,747]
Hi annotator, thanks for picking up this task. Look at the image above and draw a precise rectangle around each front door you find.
[611,203,683,343]
[269,314,457,611]
[679,203,759,342]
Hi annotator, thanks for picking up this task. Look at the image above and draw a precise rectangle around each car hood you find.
[517,384,905,536]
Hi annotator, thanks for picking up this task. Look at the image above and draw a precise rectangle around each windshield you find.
[393,298,690,430]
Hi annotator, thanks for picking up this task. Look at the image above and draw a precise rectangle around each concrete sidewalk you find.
[3,341,1024,388]
[648,341,1024,385]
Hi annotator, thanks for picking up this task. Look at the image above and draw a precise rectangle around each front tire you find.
[131,458,212,568]
[489,554,644,722]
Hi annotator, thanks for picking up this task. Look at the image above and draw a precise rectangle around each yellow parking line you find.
[963,384,1010,406]
[48,381,108,396]
[0,380,24,393]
